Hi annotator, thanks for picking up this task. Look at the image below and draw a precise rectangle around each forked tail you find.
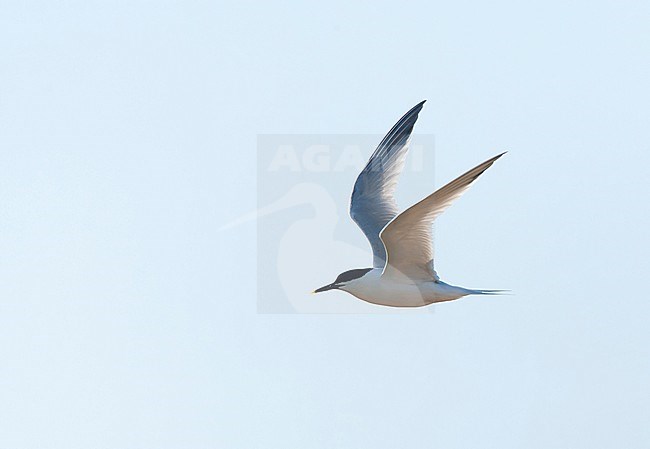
[470,289,512,295]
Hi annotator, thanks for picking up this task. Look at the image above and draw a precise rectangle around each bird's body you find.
[313,101,506,306]
[335,268,479,307]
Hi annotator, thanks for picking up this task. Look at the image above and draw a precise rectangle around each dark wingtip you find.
[405,100,426,116]
[489,151,508,163]
[413,99,426,111]
[402,101,425,125]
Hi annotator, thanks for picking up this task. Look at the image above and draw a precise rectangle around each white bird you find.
[313,101,507,307]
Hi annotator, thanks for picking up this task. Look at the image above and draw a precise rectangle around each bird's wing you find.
[379,152,506,281]
[350,101,426,268]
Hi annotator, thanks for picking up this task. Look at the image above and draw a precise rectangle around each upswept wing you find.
[350,101,426,267]
[379,152,506,280]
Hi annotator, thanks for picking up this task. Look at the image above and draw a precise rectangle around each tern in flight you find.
[313,101,506,307]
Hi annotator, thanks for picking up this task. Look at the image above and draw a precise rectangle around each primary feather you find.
[350,100,426,268]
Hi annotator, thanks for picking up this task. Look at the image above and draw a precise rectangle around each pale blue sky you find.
[2,1,649,448]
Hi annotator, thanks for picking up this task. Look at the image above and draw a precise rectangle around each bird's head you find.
[312,268,373,294]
